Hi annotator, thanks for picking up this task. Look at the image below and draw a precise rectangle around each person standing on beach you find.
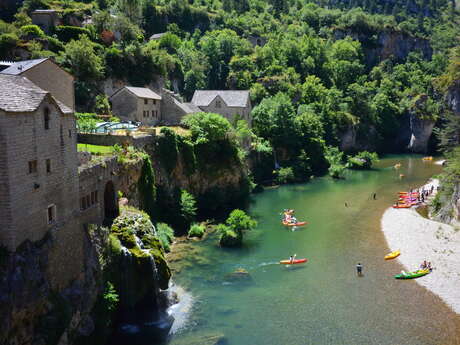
[356,263,363,276]
[373,193,377,200]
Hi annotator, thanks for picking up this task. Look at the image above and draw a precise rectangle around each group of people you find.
[420,260,433,271]
[417,185,435,203]
[283,209,298,224]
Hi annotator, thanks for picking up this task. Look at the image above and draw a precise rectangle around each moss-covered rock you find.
[109,209,171,307]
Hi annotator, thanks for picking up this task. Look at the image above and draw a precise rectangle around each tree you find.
[219,209,257,247]
[58,34,104,81]
[180,190,197,227]
[181,112,232,144]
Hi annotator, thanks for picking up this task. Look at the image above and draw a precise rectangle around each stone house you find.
[191,90,252,125]
[149,33,166,41]
[160,88,201,125]
[0,74,78,252]
[1,58,75,110]
[30,9,61,34]
[110,86,162,126]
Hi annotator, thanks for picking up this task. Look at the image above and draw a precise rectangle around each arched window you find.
[44,108,50,130]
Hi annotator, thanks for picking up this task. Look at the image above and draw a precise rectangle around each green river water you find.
[166,155,460,345]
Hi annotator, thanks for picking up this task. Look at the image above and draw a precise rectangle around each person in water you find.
[356,263,363,276]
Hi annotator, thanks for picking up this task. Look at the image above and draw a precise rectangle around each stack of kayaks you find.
[393,192,420,208]
[394,269,430,279]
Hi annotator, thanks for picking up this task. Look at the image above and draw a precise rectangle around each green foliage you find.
[180,189,197,226]
[188,223,205,238]
[156,223,174,252]
[138,156,156,221]
[19,24,45,38]
[103,282,119,313]
[157,127,179,174]
[325,146,347,178]
[54,25,91,42]
[275,167,295,184]
[218,209,257,247]
[95,94,111,114]
[182,112,232,145]
[0,33,18,59]
[348,151,379,169]
[76,112,99,132]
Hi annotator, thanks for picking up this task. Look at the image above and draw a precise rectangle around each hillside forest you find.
[2,0,460,183]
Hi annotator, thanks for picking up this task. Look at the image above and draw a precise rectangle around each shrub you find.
[325,146,347,179]
[275,167,295,184]
[219,209,257,247]
[218,224,240,247]
[19,24,45,38]
[348,151,379,169]
[156,223,174,252]
[0,33,18,59]
[54,25,91,42]
[188,223,205,238]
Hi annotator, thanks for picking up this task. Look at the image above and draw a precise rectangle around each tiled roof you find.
[182,102,202,113]
[124,86,162,100]
[0,74,72,114]
[191,90,250,108]
[0,58,48,75]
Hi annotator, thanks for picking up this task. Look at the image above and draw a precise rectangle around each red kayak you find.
[282,221,307,227]
[279,258,308,265]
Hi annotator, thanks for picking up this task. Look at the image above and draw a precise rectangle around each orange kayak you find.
[282,221,307,227]
[393,204,411,208]
[280,258,308,265]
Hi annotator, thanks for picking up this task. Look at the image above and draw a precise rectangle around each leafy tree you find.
[180,189,197,226]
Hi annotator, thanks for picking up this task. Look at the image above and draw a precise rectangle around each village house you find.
[1,58,75,110]
[30,9,61,34]
[0,74,78,251]
[149,33,167,41]
[191,90,252,125]
[110,86,162,126]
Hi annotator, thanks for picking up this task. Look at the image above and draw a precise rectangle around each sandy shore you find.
[381,179,460,314]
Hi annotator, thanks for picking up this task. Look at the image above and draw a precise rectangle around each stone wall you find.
[160,89,190,125]
[198,96,252,126]
[78,132,155,149]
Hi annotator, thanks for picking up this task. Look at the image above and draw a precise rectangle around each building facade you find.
[30,9,61,34]
[110,86,162,126]
[0,74,78,251]
[1,58,75,111]
[191,90,252,125]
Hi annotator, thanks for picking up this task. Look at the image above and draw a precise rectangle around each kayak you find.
[384,250,400,260]
[399,192,419,195]
[422,156,433,161]
[282,221,307,227]
[393,204,412,208]
[394,269,430,279]
[280,258,308,265]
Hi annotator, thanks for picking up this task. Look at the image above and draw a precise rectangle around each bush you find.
[275,167,295,184]
[54,25,91,42]
[218,224,240,247]
[325,146,347,179]
[348,151,379,169]
[180,189,197,226]
[156,223,174,252]
[0,33,18,59]
[19,24,45,38]
[188,223,205,238]
[219,209,257,247]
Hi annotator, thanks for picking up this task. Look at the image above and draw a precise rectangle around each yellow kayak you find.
[384,250,400,260]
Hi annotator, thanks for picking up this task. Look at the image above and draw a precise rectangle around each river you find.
[165,155,460,345]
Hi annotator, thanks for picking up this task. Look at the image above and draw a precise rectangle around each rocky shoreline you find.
[381,179,460,314]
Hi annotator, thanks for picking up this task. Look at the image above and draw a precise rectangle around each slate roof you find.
[0,74,72,114]
[191,90,250,108]
[149,33,166,40]
[0,58,48,75]
[121,86,162,100]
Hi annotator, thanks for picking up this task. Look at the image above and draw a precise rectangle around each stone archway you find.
[104,181,119,225]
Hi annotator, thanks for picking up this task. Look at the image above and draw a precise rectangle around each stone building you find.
[191,90,252,125]
[160,88,200,125]
[0,74,77,252]
[1,58,75,110]
[110,86,162,126]
[30,9,61,34]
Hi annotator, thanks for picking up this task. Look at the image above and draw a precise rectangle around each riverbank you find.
[381,179,460,314]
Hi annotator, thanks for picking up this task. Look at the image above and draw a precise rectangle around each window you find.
[81,191,99,211]
[47,204,56,224]
[153,100,156,105]
[28,160,37,174]
[146,110,149,117]
[144,99,148,105]
[44,108,50,130]
[68,129,72,138]
[46,159,51,173]
[216,100,222,108]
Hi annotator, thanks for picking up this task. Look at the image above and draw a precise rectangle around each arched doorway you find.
[104,181,119,225]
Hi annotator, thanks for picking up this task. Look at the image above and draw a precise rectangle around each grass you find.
[77,143,113,155]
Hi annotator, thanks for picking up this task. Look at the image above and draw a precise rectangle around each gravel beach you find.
[381,179,460,314]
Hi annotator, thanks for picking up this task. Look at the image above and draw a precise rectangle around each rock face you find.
[0,226,105,345]
[406,112,435,153]
[334,28,432,67]
[446,81,460,115]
